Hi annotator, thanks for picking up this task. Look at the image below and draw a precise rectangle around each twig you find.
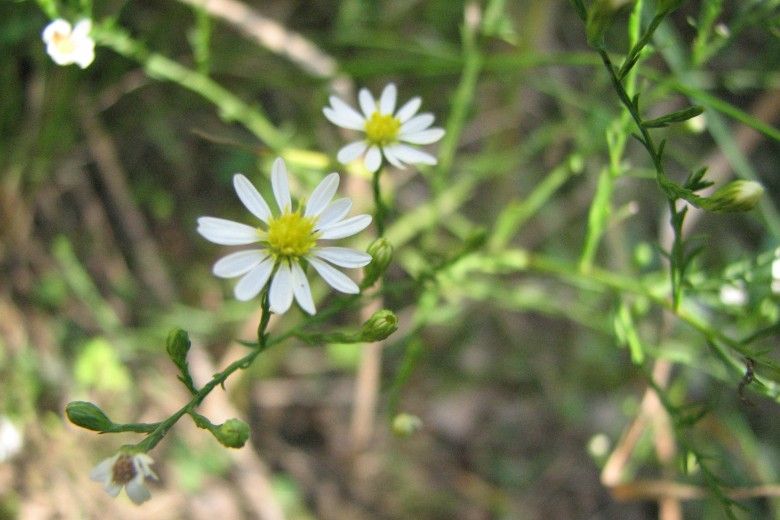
[174,0,338,79]
[78,95,177,306]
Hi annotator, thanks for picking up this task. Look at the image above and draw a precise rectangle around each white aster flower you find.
[90,451,157,505]
[42,19,95,69]
[197,158,372,315]
[323,83,445,173]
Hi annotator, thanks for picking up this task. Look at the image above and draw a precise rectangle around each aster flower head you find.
[323,83,445,173]
[42,19,95,69]
[90,451,157,505]
[197,158,372,315]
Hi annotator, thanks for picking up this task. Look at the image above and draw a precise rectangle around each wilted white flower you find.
[42,19,95,69]
[197,158,372,315]
[0,416,23,462]
[90,451,157,505]
[323,83,445,173]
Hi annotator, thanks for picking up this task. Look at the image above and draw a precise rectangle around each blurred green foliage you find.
[2,0,780,517]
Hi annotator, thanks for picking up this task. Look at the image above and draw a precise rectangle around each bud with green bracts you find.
[702,180,764,213]
[213,418,251,448]
[362,238,393,288]
[657,0,685,14]
[166,328,191,365]
[66,401,114,432]
[586,0,634,47]
[392,413,423,437]
[360,309,398,342]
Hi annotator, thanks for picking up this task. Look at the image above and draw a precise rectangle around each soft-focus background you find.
[2,0,780,518]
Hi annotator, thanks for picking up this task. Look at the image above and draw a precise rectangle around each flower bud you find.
[657,0,685,13]
[704,180,764,212]
[360,309,398,342]
[361,238,393,288]
[214,418,250,449]
[392,413,423,437]
[166,328,191,366]
[66,401,113,432]
[586,0,633,47]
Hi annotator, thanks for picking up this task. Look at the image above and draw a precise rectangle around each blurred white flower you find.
[719,282,747,306]
[772,257,780,295]
[0,416,23,462]
[90,451,157,505]
[197,158,372,315]
[42,19,95,69]
[323,83,445,173]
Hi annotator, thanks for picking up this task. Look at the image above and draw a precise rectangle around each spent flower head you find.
[90,451,157,505]
[42,19,95,69]
[197,158,372,315]
[323,83,445,173]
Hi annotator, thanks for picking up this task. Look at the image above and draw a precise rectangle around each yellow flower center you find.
[112,454,136,485]
[53,31,76,54]
[364,112,400,146]
[265,210,317,260]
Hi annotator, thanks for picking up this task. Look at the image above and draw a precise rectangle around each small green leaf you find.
[642,106,705,128]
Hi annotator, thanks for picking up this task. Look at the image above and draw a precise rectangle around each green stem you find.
[373,168,386,236]
[135,294,273,453]
[93,22,287,150]
[433,11,483,192]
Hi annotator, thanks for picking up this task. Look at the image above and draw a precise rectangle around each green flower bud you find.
[586,0,634,48]
[361,238,393,288]
[657,0,685,13]
[214,418,250,449]
[66,401,113,432]
[166,328,190,366]
[360,309,398,342]
[704,180,764,213]
[392,413,423,437]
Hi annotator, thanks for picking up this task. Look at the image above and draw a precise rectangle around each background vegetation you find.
[1,0,780,518]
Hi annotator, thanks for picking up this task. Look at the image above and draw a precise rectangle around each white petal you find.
[233,174,271,223]
[269,263,294,314]
[213,249,267,278]
[400,113,435,134]
[318,214,372,239]
[125,479,151,505]
[72,19,92,38]
[395,96,421,123]
[233,258,274,301]
[379,83,397,114]
[133,454,158,480]
[74,47,95,69]
[291,262,316,315]
[197,217,259,245]
[89,456,117,483]
[364,145,383,173]
[105,483,123,498]
[336,141,368,164]
[42,19,71,43]
[323,104,365,131]
[381,145,406,169]
[271,158,291,212]
[313,247,372,268]
[316,198,352,229]
[305,173,339,218]
[359,88,376,118]
[400,128,445,145]
[308,257,359,294]
[389,144,437,166]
